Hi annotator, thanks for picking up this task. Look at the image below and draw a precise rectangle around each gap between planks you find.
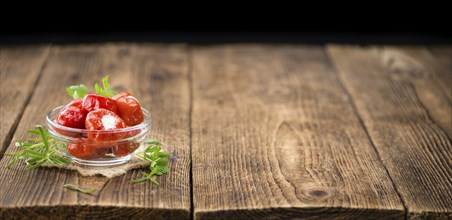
[187,46,195,220]
[324,46,409,219]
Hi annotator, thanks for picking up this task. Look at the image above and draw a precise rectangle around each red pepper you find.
[82,94,118,113]
[85,109,127,141]
[112,143,140,157]
[112,92,144,126]
[55,98,87,129]
[67,142,110,160]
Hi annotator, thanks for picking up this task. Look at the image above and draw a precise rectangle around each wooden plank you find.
[428,47,452,101]
[191,45,405,219]
[0,44,191,219]
[327,45,452,219]
[386,47,451,136]
[0,45,51,156]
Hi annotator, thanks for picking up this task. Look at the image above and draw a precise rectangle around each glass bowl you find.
[46,106,151,166]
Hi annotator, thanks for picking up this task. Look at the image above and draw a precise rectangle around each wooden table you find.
[0,44,451,219]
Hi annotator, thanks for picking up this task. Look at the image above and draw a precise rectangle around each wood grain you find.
[191,45,405,219]
[0,44,191,219]
[327,45,452,219]
[385,47,451,136]
[0,45,51,156]
[428,46,452,102]
[2,44,450,219]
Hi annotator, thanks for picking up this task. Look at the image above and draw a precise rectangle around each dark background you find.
[1,31,451,45]
[1,10,451,45]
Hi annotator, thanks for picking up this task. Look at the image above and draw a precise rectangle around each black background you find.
[1,8,451,45]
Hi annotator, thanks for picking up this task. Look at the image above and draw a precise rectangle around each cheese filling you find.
[102,115,118,129]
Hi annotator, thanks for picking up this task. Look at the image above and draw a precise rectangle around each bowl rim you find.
[47,105,152,134]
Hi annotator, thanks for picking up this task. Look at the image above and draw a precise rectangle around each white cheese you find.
[102,115,118,129]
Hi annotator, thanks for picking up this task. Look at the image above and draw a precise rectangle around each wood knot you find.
[304,186,331,199]
[309,189,329,197]
[298,185,332,203]
[382,50,428,80]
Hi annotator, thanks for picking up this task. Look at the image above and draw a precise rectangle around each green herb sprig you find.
[5,125,71,169]
[133,139,171,185]
[94,75,116,98]
[66,75,116,99]
[66,84,88,99]
[64,184,97,195]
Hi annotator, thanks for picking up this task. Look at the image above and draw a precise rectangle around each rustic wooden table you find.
[0,44,451,219]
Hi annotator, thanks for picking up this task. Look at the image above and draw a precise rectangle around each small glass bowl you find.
[46,106,151,166]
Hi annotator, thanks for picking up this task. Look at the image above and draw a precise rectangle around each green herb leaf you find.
[132,177,148,183]
[66,84,88,99]
[143,139,164,145]
[4,125,71,169]
[65,76,115,99]
[151,178,160,185]
[64,184,97,195]
[133,139,171,185]
[94,75,116,98]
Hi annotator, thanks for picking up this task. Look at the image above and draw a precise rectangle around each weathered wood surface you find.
[191,45,405,219]
[0,44,191,219]
[0,45,51,156]
[0,44,451,219]
[327,45,452,219]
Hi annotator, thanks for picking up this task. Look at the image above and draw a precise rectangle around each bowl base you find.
[72,155,131,167]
